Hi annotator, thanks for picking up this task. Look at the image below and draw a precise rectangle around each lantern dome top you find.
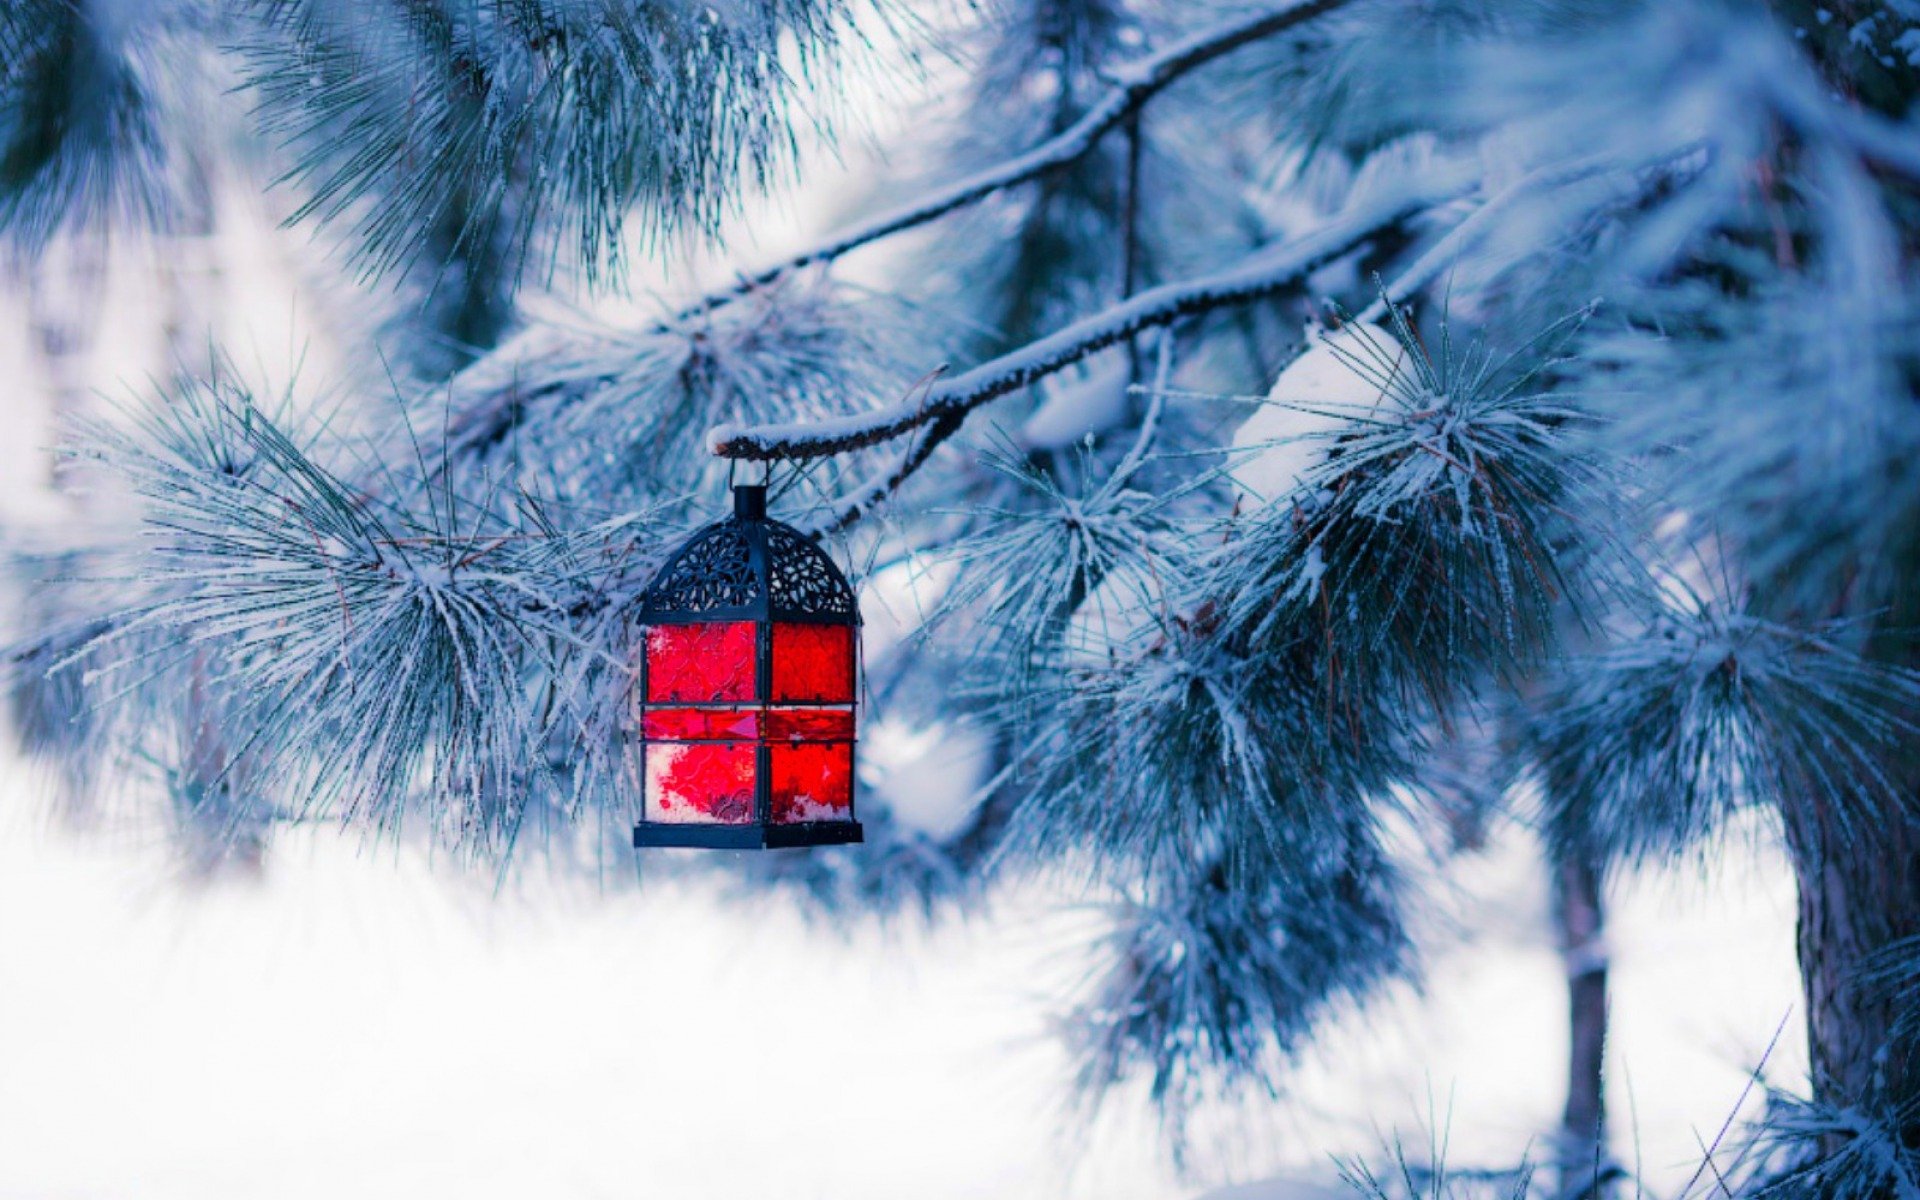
[638,485,860,625]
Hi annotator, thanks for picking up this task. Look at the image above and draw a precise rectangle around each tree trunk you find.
[1784,798,1920,1140]
[1554,850,1610,1194]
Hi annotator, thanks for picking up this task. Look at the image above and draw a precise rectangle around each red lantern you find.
[630,484,863,849]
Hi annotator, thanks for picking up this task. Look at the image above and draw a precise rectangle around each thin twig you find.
[784,176,1472,533]
[1112,331,1174,488]
[714,170,1459,470]
[669,0,1357,330]
[1355,155,1630,325]
[1120,110,1146,383]
[804,411,966,536]
[715,168,1473,463]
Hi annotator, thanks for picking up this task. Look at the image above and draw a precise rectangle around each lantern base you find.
[632,821,865,850]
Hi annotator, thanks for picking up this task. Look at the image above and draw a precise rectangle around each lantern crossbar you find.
[631,822,866,850]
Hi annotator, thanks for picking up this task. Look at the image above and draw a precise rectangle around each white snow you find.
[1020,349,1133,451]
[861,718,994,839]
[719,164,1476,463]
[0,771,1806,1200]
[1230,323,1408,507]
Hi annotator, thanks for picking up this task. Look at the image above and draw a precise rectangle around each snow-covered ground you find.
[0,758,1804,1200]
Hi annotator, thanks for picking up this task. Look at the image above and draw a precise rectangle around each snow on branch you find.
[674,0,1357,327]
[716,167,1476,467]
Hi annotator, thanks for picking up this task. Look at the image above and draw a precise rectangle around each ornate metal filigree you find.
[644,523,757,613]
[765,525,858,618]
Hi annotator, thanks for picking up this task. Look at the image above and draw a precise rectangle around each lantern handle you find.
[725,458,775,490]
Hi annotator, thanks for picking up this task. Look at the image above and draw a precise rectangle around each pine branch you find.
[433,279,919,505]
[806,410,964,536]
[240,0,865,287]
[715,167,1472,469]
[50,368,671,854]
[672,0,1358,328]
[1534,605,1920,864]
[1063,845,1409,1161]
[0,0,212,251]
[1220,305,1614,708]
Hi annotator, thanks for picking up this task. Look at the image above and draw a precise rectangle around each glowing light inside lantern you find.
[645,622,756,703]
[644,742,756,823]
[770,623,855,702]
[770,742,853,823]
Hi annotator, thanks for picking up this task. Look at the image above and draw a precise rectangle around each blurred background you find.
[0,749,1803,1198]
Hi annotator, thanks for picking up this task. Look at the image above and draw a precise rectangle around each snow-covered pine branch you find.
[49,367,672,855]
[1352,154,1638,325]
[1064,844,1408,1162]
[1534,604,1920,865]
[0,0,223,252]
[430,278,924,507]
[712,162,1476,466]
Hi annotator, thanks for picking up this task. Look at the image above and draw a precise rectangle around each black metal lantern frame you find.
[631,484,864,850]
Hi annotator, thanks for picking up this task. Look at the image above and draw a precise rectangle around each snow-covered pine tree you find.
[6,0,1920,1185]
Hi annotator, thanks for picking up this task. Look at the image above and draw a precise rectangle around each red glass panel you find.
[769,743,853,823]
[644,743,756,824]
[762,708,854,742]
[642,708,760,740]
[769,623,854,703]
[646,622,757,703]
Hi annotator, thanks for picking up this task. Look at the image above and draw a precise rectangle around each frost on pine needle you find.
[61,369,664,856]
[919,444,1194,688]
[1532,604,1920,867]
[999,615,1411,889]
[238,0,873,287]
[2,535,285,870]
[1591,267,1920,626]
[438,281,923,505]
[3,595,115,811]
[1730,1082,1920,1200]
[1062,842,1409,1163]
[1219,306,1612,710]
[0,0,215,251]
